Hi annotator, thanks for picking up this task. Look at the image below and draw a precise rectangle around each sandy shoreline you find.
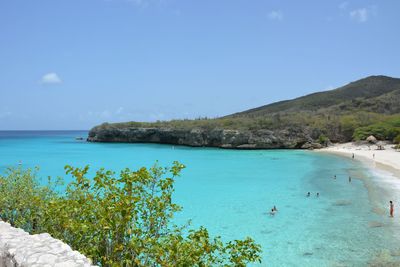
[318,142,400,227]
[318,142,400,176]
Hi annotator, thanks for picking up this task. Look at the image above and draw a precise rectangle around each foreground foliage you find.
[0,164,261,267]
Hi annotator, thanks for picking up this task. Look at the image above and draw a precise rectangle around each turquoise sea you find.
[1,131,400,266]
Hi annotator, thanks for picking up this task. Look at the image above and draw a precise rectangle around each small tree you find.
[0,163,262,266]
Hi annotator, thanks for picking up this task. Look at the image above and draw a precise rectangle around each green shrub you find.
[318,134,329,145]
[0,164,262,267]
[353,116,400,141]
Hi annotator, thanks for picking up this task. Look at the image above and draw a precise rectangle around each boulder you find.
[366,135,377,143]
[300,142,323,150]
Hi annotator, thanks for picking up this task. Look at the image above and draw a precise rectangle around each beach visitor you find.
[334,175,336,179]
[349,176,351,183]
[390,201,394,217]
[270,208,276,216]
[316,192,319,197]
[373,153,375,159]
[352,153,354,159]
[273,205,278,212]
[307,192,311,197]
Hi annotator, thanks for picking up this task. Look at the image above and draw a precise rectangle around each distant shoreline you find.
[317,142,400,174]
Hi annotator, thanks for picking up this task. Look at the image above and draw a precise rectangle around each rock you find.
[0,220,95,267]
[237,144,257,149]
[301,142,323,150]
[87,125,319,149]
[366,135,377,143]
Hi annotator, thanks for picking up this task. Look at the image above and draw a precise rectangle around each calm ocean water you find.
[1,131,399,266]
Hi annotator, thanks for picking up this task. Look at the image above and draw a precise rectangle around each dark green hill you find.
[88,75,400,148]
[228,75,400,117]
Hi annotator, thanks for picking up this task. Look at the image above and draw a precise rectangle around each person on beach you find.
[333,175,336,179]
[352,153,354,159]
[390,201,394,217]
[373,153,375,159]
[349,176,351,183]
[307,192,311,197]
[316,192,319,197]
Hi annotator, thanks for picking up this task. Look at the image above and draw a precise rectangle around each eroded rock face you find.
[87,125,320,149]
[0,221,95,267]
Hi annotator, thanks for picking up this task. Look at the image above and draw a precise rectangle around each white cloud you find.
[350,8,369,23]
[339,2,349,10]
[41,72,62,84]
[268,10,283,21]
[116,107,124,115]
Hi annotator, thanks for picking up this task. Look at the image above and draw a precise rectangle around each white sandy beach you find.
[320,142,400,225]
[320,142,400,173]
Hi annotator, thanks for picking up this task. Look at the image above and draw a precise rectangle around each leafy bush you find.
[0,164,262,267]
[0,167,60,232]
[353,116,400,141]
[318,134,329,146]
[394,134,400,144]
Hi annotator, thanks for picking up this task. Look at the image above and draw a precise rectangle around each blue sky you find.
[1,0,399,130]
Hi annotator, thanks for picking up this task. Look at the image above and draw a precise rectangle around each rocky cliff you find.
[87,76,400,149]
[87,125,323,149]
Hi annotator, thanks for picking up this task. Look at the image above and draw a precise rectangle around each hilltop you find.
[229,75,400,116]
[88,75,400,149]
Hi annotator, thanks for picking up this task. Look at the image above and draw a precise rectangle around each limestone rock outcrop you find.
[87,125,321,149]
[0,221,95,267]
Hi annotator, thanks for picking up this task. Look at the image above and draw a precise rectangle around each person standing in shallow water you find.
[349,176,351,183]
[390,201,394,217]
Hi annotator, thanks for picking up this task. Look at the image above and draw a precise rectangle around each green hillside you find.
[228,75,400,117]
[93,75,400,144]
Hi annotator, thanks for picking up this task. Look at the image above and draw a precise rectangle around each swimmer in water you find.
[273,205,278,212]
[316,192,319,197]
[307,192,311,197]
[270,208,276,216]
[349,176,352,183]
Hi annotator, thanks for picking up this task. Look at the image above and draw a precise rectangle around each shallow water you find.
[0,131,399,266]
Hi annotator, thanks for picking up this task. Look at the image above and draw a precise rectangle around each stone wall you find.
[0,221,96,267]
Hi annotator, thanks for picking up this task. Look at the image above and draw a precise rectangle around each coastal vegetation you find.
[0,164,261,266]
[89,76,400,147]
[352,116,400,141]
